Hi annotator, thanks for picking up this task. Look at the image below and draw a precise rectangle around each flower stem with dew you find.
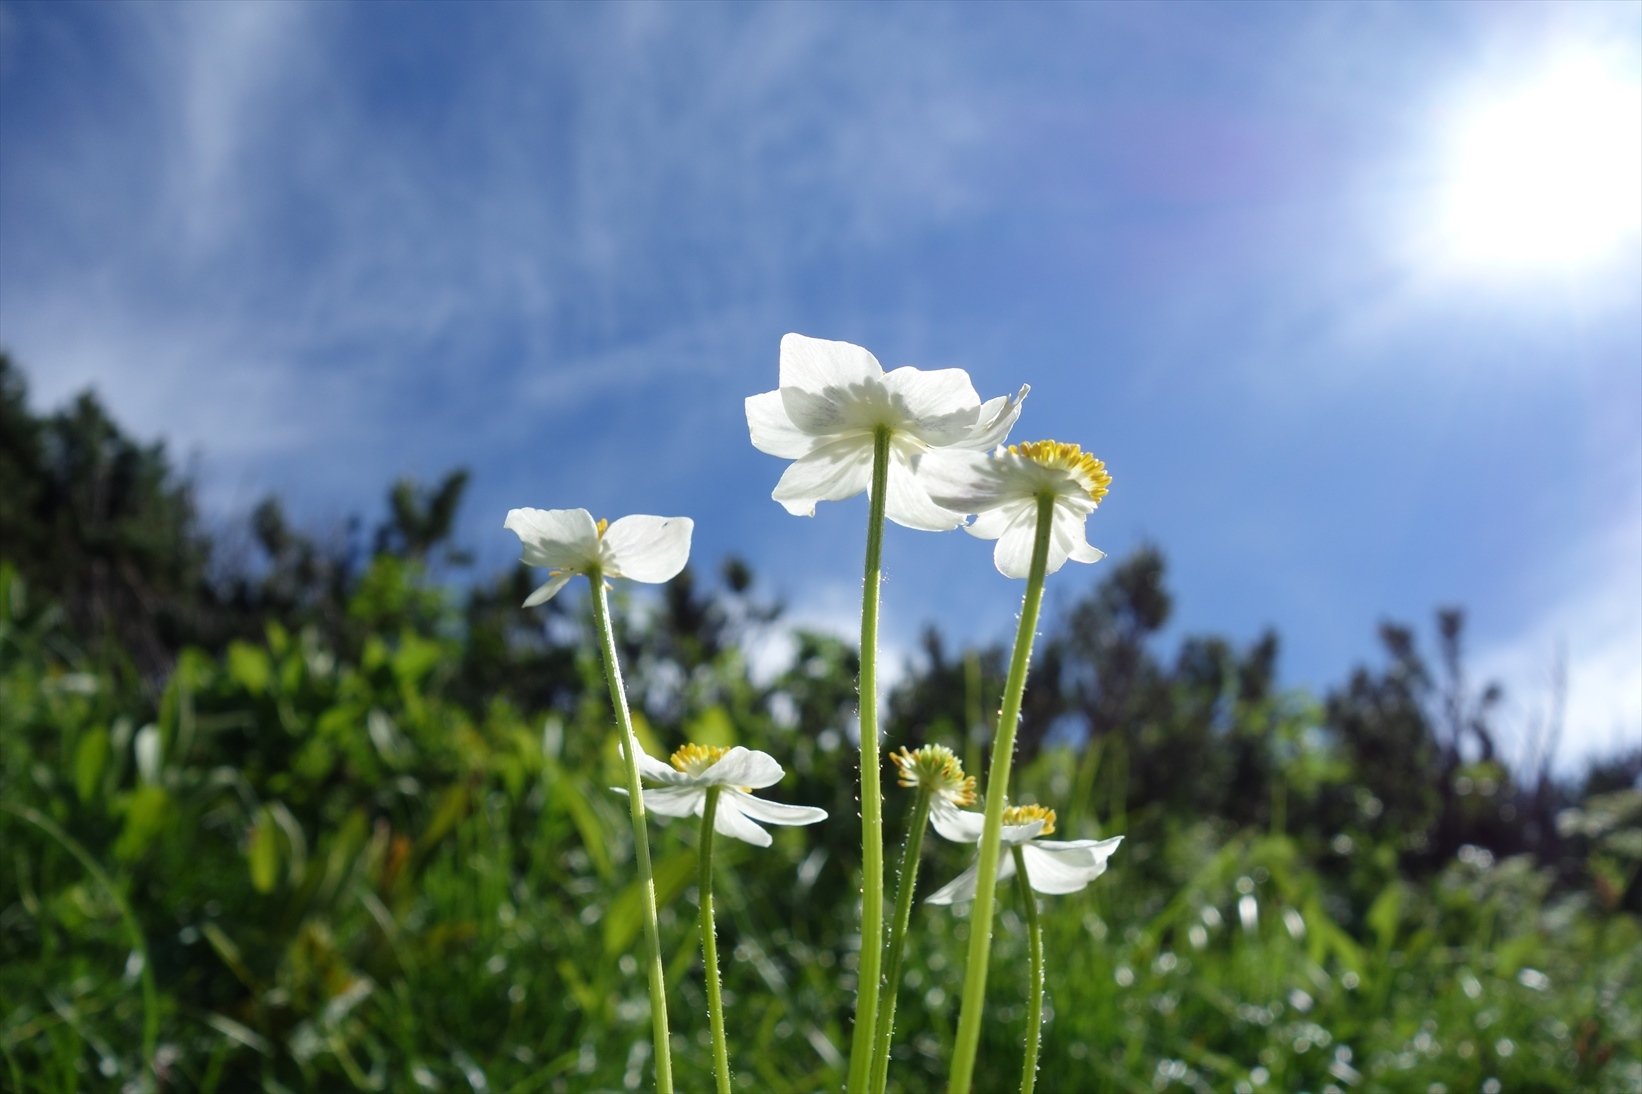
[869,783,934,1092]
[698,787,731,1094]
[947,492,1055,1094]
[846,425,892,1093]
[1012,845,1044,1094]
[589,573,674,1094]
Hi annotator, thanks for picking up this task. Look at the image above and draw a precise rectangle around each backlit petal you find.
[929,800,1046,844]
[522,571,574,607]
[701,747,784,789]
[771,435,874,516]
[635,748,692,786]
[712,798,774,847]
[925,864,980,905]
[956,386,1029,450]
[992,507,1041,578]
[746,390,822,458]
[725,790,827,827]
[1021,842,1109,894]
[882,452,967,531]
[601,515,693,583]
[780,332,882,393]
[638,786,706,818]
[504,508,599,571]
[922,450,1008,514]
[881,367,980,444]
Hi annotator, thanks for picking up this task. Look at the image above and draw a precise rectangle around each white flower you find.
[745,333,1029,531]
[503,508,692,606]
[925,802,1123,904]
[925,439,1111,579]
[619,744,828,848]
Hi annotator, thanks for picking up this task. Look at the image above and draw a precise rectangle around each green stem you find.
[846,426,893,1093]
[698,788,731,1094]
[1013,847,1044,1094]
[869,786,934,1092]
[2,803,158,1081]
[947,493,1055,1094]
[589,576,674,1094]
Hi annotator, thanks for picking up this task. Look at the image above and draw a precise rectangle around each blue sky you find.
[2,2,1638,767]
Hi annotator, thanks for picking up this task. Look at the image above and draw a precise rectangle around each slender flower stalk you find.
[589,577,674,1094]
[947,492,1054,1093]
[871,746,978,1092]
[698,787,731,1094]
[846,426,892,1093]
[505,507,694,1094]
[1012,846,1045,1094]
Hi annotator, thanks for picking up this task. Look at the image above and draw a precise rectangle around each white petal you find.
[725,790,827,827]
[780,385,864,435]
[1047,835,1125,860]
[992,506,1042,579]
[771,435,874,516]
[635,748,691,785]
[712,798,773,847]
[780,332,882,393]
[701,746,784,789]
[928,799,1046,844]
[964,504,1023,541]
[521,571,574,607]
[956,385,1029,450]
[639,786,706,818]
[746,390,822,458]
[1020,842,1108,894]
[882,451,967,532]
[881,366,980,445]
[600,515,693,583]
[921,450,1008,515]
[925,864,980,905]
[929,800,986,843]
[504,508,599,571]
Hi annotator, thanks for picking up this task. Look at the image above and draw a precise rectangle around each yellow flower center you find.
[890,744,977,805]
[1001,803,1057,836]
[1008,440,1111,505]
[670,743,729,776]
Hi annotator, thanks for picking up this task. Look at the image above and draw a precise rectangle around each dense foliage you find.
[2,356,1638,1092]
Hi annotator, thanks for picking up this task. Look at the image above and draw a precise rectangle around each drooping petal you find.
[600,515,693,583]
[780,332,882,393]
[924,863,980,905]
[922,450,1009,515]
[725,790,827,827]
[746,390,824,458]
[1019,842,1108,894]
[701,747,785,789]
[881,367,981,445]
[712,797,774,847]
[992,506,1042,579]
[963,503,1025,541]
[956,386,1029,450]
[882,451,967,532]
[771,434,875,516]
[504,508,600,571]
[635,748,692,786]
[1043,835,1125,859]
[638,786,707,818]
[1052,505,1106,569]
[929,799,1046,844]
[521,570,574,608]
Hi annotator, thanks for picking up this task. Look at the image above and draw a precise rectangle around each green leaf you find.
[248,810,281,894]
[74,728,109,804]
[113,785,172,862]
[604,848,695,957]
[687,705,738,749]
[227,641,273,695]
[555,778,614,882]
[1366,880,1403,954]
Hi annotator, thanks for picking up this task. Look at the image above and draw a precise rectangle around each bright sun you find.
[1440,57,1642,269]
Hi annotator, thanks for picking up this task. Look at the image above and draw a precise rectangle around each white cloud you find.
[1473,508,1642,774]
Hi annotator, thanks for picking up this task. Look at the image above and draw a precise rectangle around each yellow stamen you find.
[670,743,729,776]
[890,744,977,805]
[1008,440,1111,505]
[596,517,609,537]
[1001,803,1057,836]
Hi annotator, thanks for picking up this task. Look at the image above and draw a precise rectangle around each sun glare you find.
[1440,58,1642,269]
